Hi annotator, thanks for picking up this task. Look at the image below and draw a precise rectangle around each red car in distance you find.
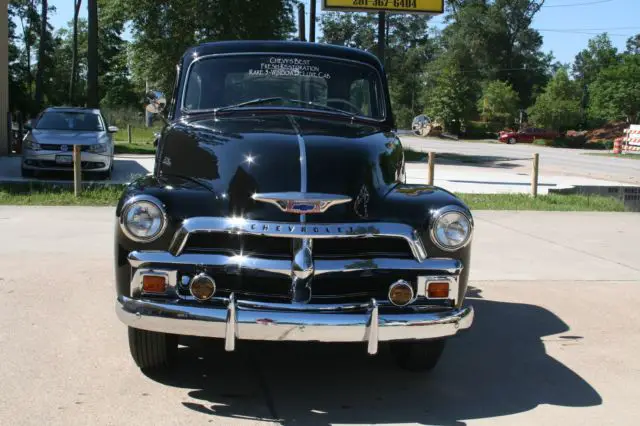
[499,127,560,144]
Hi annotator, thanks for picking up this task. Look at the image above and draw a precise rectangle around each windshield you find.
[182,54,385,119]
[35,111,104,131]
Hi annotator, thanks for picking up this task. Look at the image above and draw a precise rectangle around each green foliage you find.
[422,54,478,133]
[122,0,297,96]
[528,68,582,131]
[478,80,519,126]
[573,33,619,84]
[457,193,625,212]
[588,54,640,124]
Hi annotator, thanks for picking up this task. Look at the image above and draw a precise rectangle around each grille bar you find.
[169,217,427,261]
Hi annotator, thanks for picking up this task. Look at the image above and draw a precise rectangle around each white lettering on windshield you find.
[248,57,332,79]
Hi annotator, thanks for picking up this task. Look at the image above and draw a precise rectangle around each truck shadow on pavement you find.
[144,287,602,425]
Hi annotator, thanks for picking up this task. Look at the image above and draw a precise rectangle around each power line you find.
[537,29,634,36]
[542,0,614,7]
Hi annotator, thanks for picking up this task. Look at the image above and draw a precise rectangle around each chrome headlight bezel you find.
[429,205,473,251]
[119,195,168,243]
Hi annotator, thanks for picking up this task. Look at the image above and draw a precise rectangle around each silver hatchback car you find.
[21,107,117,179]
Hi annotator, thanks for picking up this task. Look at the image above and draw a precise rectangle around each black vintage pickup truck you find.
[114,40,474,372]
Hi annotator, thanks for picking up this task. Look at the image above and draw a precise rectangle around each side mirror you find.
[146,90,167,115]
[108,126,119,133]
[24,119,34,131]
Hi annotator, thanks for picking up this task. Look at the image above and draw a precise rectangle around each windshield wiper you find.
[212,97,355,118]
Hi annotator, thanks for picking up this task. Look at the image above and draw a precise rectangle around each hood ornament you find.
[252,192,351,214]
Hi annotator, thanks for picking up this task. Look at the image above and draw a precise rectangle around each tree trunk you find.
[69,0,82,104]
[34,0,48,110]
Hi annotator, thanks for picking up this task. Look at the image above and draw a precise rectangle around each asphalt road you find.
[1,207,639,425]
[400,135,640,185]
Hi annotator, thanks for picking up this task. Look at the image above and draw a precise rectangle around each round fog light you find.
[388,280,414,306]
[190,273,216,301]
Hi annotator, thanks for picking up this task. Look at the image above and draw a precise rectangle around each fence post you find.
[428,152,435,185]
[73,145,82,197]
[531,153,539,197]
[127,124,132,144]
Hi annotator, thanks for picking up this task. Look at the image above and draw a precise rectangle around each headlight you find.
[88,143,107,153]
[430,206,473,251]
[119,195,167,242]
[24,137,41,150]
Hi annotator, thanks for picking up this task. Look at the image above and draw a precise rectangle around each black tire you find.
[128,327,178,371]
[507,137,517,144]
[21,166,34,178]
[390,339,447,372]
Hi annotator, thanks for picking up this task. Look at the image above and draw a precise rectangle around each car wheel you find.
[21,166,34,178]
[128,327,178,371]
[507,137,517,144]
[390,339,446,372]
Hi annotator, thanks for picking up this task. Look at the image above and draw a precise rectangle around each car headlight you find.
[23,137,41,151]
[119,195,167,242]
[430,206,473,251]
[88,143,107,153]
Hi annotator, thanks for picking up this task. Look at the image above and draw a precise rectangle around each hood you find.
[157,113,405,221]
[32,129,102,145]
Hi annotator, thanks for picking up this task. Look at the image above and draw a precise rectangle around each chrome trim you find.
[388,279,415,307]
[180,52,388,121]
[116,295,474,354]
[127,251,462,276]
[119,195,168,243]
[367,299,379,355]
[168,217,428,261]
[225,293,237,351]
[189,272,216,301]
[289,114,308,194]
[429,205,474,252]
[131,268,177,298]
[251,192,352,214]
[417,275,460,304]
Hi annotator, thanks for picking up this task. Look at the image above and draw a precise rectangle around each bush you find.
[533,137,612,150]
[461,121,503,139]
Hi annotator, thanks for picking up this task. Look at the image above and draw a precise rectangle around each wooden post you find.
[127,124,132,144]
[428,152,435,185]
[73,145,82,196]
[531,153,539,197]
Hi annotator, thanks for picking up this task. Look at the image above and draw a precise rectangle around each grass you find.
[584,152,640,160]
[113,125,159,154]
[114,141,156,155]
[456,193,626,211]
[0,183,627,211]
[0,183,124,206]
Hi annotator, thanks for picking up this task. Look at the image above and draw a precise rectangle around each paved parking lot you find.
[0,207,639,425]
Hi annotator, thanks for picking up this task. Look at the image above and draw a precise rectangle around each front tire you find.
[21,166,34,178]
[390,339,446,372]
[507,137,517,144]
[128,327,178,371]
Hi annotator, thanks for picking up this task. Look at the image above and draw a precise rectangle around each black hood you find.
[157,113,404,221]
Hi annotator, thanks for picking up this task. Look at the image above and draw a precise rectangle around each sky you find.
[45,0,640,66]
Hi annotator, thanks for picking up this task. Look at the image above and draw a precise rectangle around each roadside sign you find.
[322,0,444,14]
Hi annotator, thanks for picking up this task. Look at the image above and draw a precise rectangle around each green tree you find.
[422,54,478,133]
[478,80,519,126]
[121,0,296,96]
[527,68,581,131]
[626,34,640,54]
[589,54,640,124]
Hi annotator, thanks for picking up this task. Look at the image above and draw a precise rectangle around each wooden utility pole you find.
[309,0,316,42]
[87,0,98,108]
[428,152,435,185]
[298,3,306,41]
[73,145,82,196]
[377,11,386,67]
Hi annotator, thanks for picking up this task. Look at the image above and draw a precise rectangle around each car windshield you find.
[182,54,385,119]
[35,111,104,131]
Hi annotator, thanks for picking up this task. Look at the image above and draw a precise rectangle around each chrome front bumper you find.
[116,295,474,354]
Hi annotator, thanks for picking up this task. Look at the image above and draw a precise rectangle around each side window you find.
[349,79,371,116]
[184,68,202,110]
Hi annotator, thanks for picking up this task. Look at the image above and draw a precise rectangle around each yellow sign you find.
[322,0,444,14]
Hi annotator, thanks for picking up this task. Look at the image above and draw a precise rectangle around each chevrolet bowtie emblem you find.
[252,192,352,214]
